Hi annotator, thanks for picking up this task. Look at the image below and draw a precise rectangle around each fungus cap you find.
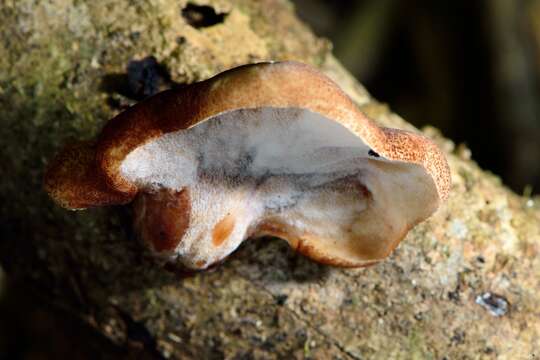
[44,61,450,269]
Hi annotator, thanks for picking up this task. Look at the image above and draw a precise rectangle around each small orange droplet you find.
[212,213,235,246]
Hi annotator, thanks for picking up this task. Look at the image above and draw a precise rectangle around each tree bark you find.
[0,0,538,359]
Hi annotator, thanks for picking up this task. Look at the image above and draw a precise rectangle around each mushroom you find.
[44,61,450,270]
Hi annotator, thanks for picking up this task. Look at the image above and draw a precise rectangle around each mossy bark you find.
[0,0,539,359]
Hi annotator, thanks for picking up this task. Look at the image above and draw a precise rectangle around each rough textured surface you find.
[0,0,539,359]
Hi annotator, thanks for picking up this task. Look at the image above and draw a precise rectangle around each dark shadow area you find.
[0,280,161,360]
[100,56,177,106]
[181,3,228,29]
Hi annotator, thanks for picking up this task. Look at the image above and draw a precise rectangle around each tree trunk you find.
[0,0,538,358]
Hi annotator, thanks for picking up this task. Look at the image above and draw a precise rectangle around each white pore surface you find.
[121,108,385,268]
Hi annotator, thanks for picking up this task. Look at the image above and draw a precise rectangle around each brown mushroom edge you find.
[44,61,450,270]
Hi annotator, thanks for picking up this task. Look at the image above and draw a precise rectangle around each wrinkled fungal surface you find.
[44,61,450,270]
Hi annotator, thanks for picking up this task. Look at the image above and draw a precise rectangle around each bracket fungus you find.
[44,61,450,270]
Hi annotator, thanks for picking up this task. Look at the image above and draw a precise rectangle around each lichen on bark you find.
[0,0,539,359]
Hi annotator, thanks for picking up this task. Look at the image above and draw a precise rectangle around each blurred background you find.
[293,0,540,195]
